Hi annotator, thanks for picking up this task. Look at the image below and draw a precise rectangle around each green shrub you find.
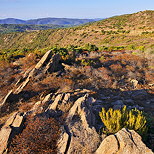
[99,106,148,136]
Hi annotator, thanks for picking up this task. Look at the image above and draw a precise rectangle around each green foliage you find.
[80,59,94,66]
[99,56,105,61]
[84,43,98,51]
[99,106,148,137]
[52,47,68,56]
[0,24,63,33]
[127,44,136,50]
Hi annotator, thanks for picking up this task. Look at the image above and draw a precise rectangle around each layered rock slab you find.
[95,128,153,154]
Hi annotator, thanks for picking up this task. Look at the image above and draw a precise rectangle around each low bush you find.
[9,116,61,154]
[99,106,148,137]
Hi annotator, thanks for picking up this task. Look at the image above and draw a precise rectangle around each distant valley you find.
[0,17,101,33]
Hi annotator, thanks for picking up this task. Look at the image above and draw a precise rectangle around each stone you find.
[35,50,52,69]
[62,93,71,104]
[42,93,53,104]
[57,131,69,154]
[44,54,60,73]
[0,112,24,154]
[14,77,30,94]
[95,134,119,154]
[4,112,18,127]
[14,52,60,94]
[0,126,12,154]
[95,128,153,154]
[66,94,87,123]
[87,97,96,104]
[0,90,13,109]
[124,99,134,105]
[130,79,138,89]
[78,98,96,130]
[67,122,101,154]
[47,94,63,110]
[30,101,43,115]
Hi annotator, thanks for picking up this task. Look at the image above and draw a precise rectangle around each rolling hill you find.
[0,10,153,50]
[0,24,64,33]
[0,17,100,25]
[0,10,154,153]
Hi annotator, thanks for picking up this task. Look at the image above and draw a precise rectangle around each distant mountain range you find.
[0,10,153,49]
[0,17,101,25]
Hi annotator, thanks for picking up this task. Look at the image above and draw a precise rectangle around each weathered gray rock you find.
[44,54,60,73]
[62,93,71,104]
[78,97,96,130]
[124,99,134,105]
[130,79,138,89]
[64,94,101,154]
[42,93,53,105]
[66,94,88,123]
[57,131,69,154]
[67,122,101,154]
[0,126,12,154]
[47,94,63,110]
[14,52,60,94]
[62,63,78,72]
[113,104,124,110]
[0,112,24,154]
[35,50,52,69]
[14,77,30,94]
[0,90,13,110]
[95,128,153,154]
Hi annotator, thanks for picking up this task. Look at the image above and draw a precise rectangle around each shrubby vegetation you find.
[9,116,61,153]
[99,106,148,137]
[0,24,64,33]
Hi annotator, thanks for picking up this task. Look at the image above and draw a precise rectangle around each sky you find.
[0,0,154,19]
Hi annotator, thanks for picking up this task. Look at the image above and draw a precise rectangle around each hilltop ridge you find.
[0,10,153,50]
[0,17,100,25]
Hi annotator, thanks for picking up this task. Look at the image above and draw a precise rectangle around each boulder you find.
[44,54,61,73]
[64,94,101,154]
[66,94,88,123]
[67,122,101,154]
[95,128,153,154]
[0,112,24,154]
[0,126,12,154]
[14,77,30,94]
[35,50,52,69]
[57,131,69,154]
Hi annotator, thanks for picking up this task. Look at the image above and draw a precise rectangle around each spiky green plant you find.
[99,106,148,136]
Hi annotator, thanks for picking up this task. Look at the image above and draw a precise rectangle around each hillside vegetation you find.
[0,10,153,51]
[0,24,64,33]
[0,10,154,153]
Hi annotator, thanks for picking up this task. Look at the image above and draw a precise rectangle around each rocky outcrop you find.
[95,128,153,154]
[0,90,13,110]
[0,112,24,154]
[57,94,101,154]
[0,89,153,154]
[14,52,60,94]
[0,51,60,110]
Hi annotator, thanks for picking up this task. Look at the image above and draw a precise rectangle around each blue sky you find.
[0,0,154,19]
